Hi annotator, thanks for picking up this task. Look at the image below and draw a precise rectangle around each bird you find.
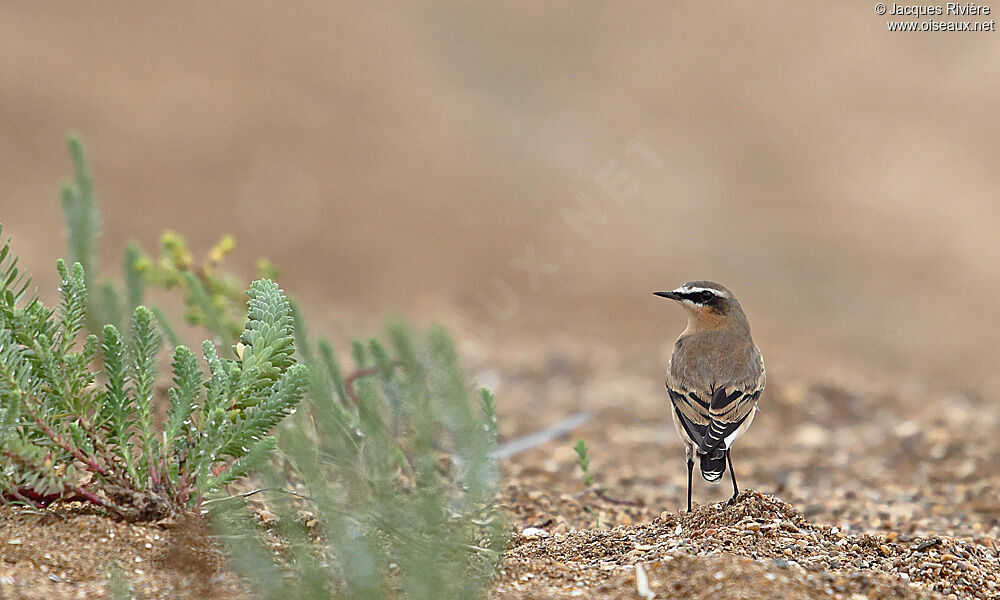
[653,281,764,512]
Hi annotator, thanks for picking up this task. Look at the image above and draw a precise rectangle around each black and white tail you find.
[699,447,726,482]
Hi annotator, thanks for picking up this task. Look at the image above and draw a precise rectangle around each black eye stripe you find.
[681,290,723,305]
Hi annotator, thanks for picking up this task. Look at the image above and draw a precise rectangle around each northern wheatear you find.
[654,281,764,511]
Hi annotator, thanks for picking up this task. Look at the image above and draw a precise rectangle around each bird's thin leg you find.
[686,450,694,512]
[726,449,739,505]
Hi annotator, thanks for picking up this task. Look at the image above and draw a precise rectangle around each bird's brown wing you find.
[666,378,712,447]
[698,381,763,455]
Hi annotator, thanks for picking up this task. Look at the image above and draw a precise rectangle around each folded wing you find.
[667,386,709,447]
[698,386,761,455]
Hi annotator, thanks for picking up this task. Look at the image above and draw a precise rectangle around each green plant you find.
[59,136,273,350]
[52,136,508,595]
[0,227,306,520]
[60,136,147,335]
[136,230,278,348]
[219,321,507,599]
[60,136,101,323]
[574,439,593,487]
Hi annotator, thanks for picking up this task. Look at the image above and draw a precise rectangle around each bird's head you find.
[653,280,748,331]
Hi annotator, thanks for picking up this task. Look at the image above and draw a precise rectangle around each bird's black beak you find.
[653,291,681,301]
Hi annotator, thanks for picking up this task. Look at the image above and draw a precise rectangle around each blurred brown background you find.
[1,2,998,388]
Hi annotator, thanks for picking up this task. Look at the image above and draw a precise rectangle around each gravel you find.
[494,491,999,599]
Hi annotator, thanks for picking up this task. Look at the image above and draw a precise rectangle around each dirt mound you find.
[493,491,999,599]
[657,489,812,532]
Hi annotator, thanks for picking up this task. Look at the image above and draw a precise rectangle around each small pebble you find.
[521,527,550,538]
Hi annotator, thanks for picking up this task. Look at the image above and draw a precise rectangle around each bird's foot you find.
[725,494,739,508]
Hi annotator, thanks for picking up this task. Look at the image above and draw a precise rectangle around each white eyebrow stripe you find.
[673,286,729,298]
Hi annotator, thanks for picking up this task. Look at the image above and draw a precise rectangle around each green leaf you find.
[60,136,101,323]
[318,338,348,403]
[220,364,307,458]
[99,324,139,482]
[128,306,162,480]
[163,345,202,465]
[182,272,230,344]
[150,306,180,348]
[56,261,88,354]
[122,243,145,316]
[236,280,295,407]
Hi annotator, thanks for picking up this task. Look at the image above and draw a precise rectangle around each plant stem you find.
[21,402,112,479]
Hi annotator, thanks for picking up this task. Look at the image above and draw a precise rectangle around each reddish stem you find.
[70,485,122,515]
[21,404,111,479]
[3,485,50,509]
[75,416,132,487]
[343,362,403,405]
[344,367,378,405]
[1,450,121,515]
